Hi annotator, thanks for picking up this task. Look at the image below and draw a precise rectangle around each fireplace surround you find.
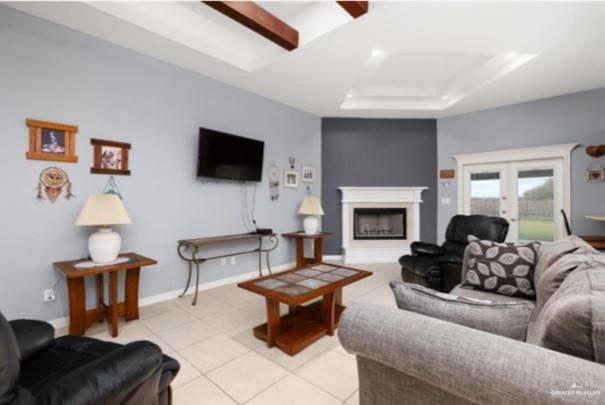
[339,187,427,263]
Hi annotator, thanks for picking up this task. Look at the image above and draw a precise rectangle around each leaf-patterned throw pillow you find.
[462,239,541,298]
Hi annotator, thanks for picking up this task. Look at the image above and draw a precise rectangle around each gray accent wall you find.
[321,118,438,255]
[437,87,605,241]
[0,6,320,322]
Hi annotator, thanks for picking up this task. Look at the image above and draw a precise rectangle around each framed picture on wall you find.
[26,118,78,163]
[301,165,315,183]
[90,138,131,176]
[284,170,299,188]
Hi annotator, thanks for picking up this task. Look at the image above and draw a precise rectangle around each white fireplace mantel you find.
[339,187,428,264]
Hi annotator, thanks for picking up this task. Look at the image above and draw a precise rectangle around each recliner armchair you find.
[0,312,179,405]
[399,214,509,292]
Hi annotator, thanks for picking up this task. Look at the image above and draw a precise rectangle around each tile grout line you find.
[294,348,360,403]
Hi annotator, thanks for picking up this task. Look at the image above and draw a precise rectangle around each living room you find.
[1,2,604,404]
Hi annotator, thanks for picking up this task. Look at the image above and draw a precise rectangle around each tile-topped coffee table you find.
[238,263,372,355]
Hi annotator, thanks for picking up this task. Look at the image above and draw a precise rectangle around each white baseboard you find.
[48,262,294,331]
[323,255,343,261]
[343,247,409,264]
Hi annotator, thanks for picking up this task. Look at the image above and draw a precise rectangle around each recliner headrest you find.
[445,215,509,244]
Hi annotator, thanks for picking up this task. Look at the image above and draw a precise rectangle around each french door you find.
[461,159,564,242]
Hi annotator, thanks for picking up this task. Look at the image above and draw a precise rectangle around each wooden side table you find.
[282,231,333,269]
[53,253,157,337]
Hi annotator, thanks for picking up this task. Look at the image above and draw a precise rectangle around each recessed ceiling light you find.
[441,95,449,100]
[346,93,353,99]
[505,51,517,59]
[371,48,382,57]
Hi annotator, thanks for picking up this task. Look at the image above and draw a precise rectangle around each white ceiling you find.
[6,1,605,118]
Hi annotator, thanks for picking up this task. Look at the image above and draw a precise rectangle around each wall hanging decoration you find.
[586,161,605,183]
[284,170,299,188]
[103,176,123,199]
[585,145,605,158]
[267,161,280,201]
[301,165,315,183]
[90,138,131,175]
[440,169,455,189]
[26,118,78,163]
[36,167,74,202]
[288,156,296,169]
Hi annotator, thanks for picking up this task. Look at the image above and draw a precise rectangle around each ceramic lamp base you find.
[89,228,121,263]
[303,216,319,235]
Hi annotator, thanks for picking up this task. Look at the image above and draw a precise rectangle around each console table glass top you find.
[178,232,277,247]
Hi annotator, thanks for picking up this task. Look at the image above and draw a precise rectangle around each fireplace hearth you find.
[353,208,407,240]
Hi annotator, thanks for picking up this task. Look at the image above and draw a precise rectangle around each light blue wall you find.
[437,88,605,241]
[0,6,321,321]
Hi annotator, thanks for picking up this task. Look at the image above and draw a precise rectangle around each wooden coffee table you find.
[238,262,372,355]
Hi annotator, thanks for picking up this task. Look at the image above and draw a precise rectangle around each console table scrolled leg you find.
[192,261,200,306]
[266,250,272,275]
[179,261,193,298]
[257,238,263,277]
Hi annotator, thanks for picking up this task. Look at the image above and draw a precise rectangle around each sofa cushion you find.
[0,312,20,404]
[450,285,534,304]
[461,239,540,299]
[533,235,597,286]
[535,253,605,314]
[390,281,535,340]
[527,266,605,363]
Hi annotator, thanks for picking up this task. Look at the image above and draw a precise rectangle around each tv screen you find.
[197,128,264,182]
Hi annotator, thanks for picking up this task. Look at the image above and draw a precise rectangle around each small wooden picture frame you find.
[91,138,131,176]
[26,119,78,163]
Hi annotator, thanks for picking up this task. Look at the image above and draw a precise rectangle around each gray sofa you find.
[339,236,605,404]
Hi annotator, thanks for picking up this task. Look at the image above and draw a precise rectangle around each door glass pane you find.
[518,169,554,241]
[470,172,500,216]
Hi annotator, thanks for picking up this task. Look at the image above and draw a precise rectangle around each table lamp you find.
[298,196,324,234]
[75,194,132,263]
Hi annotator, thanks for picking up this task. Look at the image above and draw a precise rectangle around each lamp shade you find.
[75,194,132,226]
[298,196,324,216]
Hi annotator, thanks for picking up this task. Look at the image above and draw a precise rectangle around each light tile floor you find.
[66,262,400,405]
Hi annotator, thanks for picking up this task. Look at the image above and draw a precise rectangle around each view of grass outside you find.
[470,171,555,242]
[519,217,554,241]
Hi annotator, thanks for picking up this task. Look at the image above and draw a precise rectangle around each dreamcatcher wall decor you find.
[36,167,75,202]
[267,161,280,201]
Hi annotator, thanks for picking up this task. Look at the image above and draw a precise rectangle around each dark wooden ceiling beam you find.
[337,1,369,18]
[203,1,299,51]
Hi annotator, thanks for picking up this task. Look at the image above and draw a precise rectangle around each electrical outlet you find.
[230,257,236,265]
[43,289,56,302]
[220,258,227,266]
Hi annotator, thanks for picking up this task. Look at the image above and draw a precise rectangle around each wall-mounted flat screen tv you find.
[197,127,264,182]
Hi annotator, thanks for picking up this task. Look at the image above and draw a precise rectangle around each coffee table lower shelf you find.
[253,301,346,356]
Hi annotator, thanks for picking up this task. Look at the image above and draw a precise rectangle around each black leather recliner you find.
[0,311,179,405]
[399,215,509,293]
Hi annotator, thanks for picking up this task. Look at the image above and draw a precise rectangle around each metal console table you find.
[177,233,279,305]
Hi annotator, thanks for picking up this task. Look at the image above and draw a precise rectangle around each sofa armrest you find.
[9,320,54,362]
[34,341,163,405]
[410,242,445,257]
[339,303,605,404]
[437,254,462,265]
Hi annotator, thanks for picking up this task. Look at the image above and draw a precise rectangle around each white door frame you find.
[454,143,577,235]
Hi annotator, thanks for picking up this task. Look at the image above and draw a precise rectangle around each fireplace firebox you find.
[353,208,407,240]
